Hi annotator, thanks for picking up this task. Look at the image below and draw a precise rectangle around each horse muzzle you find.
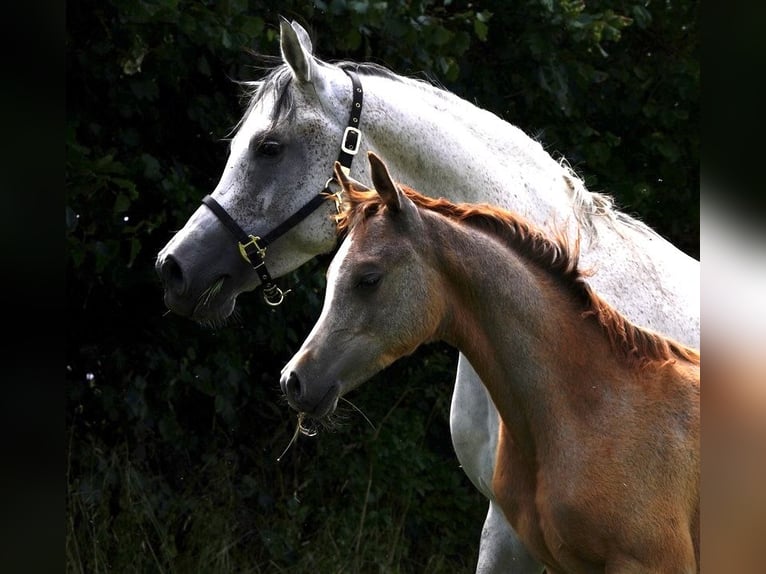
[155,252,234,320]
[280,369,341,419]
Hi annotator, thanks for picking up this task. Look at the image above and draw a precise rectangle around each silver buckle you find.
[263,285,290,307]
[341,126,361,155]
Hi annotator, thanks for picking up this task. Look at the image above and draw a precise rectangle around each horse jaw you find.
[280,18,315,83]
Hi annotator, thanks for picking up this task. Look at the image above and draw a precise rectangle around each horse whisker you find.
[197,277,225,309]
[191,278,229,326]
[340,397,376,431]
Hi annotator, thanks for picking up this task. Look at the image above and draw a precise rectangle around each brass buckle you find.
[238,235,266,264]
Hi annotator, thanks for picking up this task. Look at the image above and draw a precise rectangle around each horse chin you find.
[192,302,236,327]
[190,288,238,327]
[160,273,239,325]
[299,384,341,421]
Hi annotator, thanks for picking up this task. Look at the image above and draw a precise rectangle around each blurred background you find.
[65,1,699,572]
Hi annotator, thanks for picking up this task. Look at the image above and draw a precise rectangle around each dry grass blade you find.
[276,413,318,462]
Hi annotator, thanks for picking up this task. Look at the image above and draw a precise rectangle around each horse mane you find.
[234,54,658,239]
[337,185,700,370]
[235,60,441,132]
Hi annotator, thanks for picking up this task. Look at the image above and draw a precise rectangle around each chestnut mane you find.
[336,185,700,369]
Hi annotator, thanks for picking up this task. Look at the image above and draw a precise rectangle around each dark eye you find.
[357,272,381,289]
[256,140,282,157]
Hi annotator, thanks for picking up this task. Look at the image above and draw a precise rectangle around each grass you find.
[66,431,482,573]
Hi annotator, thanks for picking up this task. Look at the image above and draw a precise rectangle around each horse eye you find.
[357,272,381,289]
[256,140,282,157]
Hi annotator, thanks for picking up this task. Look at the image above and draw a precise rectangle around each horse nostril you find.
[158,254,185,293]
[285,371,303,401]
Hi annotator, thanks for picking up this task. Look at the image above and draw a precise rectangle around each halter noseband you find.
[201,69,363,306]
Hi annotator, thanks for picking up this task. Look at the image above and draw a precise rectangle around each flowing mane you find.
[237,58,640,236]
[337,184,700,370]
[239,60,437,126]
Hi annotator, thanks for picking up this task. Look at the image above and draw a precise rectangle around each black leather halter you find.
[201,69,363,306]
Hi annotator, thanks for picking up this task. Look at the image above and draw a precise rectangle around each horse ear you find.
[279,17,315,83]
[333,161,371,193]
[290,20,314,54]
[333,161,352,191]
[368,152,404,213]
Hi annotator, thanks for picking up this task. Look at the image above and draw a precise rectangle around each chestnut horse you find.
[281,153,700,573]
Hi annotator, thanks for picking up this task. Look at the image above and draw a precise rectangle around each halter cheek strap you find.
[201,69,363,306]
[337,69,363,172]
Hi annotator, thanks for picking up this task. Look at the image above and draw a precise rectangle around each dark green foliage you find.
[66,1,698,571]
[460,0,699,256]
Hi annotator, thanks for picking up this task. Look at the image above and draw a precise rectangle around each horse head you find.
[155,19,365,322]
[280,153,445,418]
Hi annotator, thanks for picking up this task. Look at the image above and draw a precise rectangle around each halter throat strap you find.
[201,69,363,306]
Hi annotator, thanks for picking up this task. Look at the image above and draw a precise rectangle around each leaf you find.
[632,5,652,29]
[197,55,211,76]
[241,16,264,38]
[114,193,131,214]
[112,178,138,199]
[142,153,161,181]
[652,136,680,162]
[477,10,493,24]
[474,19,488,42]
[431,25,453,46]
[94,154,123,174]
[127,238,142,268]
[228,0,248,15]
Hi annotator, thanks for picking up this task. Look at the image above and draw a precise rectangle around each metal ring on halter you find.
[263,284,291,307]
[325,177,344,213]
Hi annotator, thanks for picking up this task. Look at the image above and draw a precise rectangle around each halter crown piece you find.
[201,69,364,306]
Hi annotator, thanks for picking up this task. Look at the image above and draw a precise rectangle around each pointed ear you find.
[368,152,404,213]
[279,17,315,83]
[333,161,371,194]
[291,20,313,54]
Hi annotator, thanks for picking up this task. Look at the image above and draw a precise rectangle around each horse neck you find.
[357,72,701,349]
[426,216,626,453]
[360,73,576,226]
